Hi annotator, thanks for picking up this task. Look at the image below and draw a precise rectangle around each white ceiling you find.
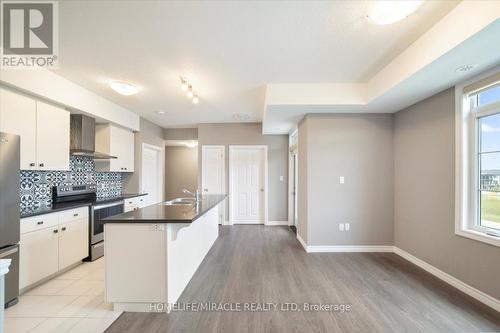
[52,0,459,129]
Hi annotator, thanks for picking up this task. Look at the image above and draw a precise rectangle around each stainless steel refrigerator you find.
[0,133,20,308]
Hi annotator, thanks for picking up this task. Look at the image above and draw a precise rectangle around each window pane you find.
[480,153,500,190]
[479,113,500,152]
[480,192,500,230]
[479,84,500,107]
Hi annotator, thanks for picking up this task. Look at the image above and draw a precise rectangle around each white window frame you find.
[456,66,500,247]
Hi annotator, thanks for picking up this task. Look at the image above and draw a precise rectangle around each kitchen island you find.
[102,194,226,312]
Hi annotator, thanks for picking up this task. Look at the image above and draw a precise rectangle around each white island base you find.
[104,205,219,312]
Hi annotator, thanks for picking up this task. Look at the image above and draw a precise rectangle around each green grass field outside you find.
[481,192,500,229]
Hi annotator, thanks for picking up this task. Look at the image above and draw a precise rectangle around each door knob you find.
[53,229,59,233]
[62,227,66,231]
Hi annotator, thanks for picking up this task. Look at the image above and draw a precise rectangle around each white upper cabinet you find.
[0,88,37,169]
[95,124,135,172]
[0,87,70,171]
[36,101,70,171]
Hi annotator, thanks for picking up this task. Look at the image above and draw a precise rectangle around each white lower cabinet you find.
[20,227,59,290]
[59,219,88,270]
[20,207,89,290]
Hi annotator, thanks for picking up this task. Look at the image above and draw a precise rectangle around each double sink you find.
[161,197,199,206]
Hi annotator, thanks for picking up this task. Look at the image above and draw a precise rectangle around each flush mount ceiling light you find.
[456,64,478,73]
[109,81,139,96]
[366,1,423,25]
[156,110,166,115]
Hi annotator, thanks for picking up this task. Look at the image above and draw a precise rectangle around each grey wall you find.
[197,123,288,221]
[300,114,394,246]
[394,87,500,300]
[123,118,165,199]
[165,146,198,200]
[164,128,198,140]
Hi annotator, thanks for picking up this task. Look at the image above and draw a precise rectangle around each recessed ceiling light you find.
[366,1,423,25]
[456,64,478,73]
[109,81,139,96]
[192,93,199,104]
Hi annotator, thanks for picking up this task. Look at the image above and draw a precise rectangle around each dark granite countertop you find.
[102,194,227,224]
[20,193,148,218]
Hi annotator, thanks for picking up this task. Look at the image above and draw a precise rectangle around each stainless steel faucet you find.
[182,188,200,201]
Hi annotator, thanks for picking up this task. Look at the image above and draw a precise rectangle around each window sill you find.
[456,228,500,247]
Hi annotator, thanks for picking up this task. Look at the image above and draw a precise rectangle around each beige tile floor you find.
[4,258,122,333]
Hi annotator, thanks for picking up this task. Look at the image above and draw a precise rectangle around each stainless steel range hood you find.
[70,114,117,159]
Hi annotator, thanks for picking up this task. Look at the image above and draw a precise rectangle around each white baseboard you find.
[306,245,394,253]
[265,220,289,226]
[394,247,500,313]
[296,233,308,251]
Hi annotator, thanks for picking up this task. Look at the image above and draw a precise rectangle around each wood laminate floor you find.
[106,226,500,333]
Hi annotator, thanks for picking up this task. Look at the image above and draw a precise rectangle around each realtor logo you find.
[1,1,58,68]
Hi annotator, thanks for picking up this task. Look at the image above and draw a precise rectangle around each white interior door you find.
[202,146,225,224]
[142,144,162,205]
[230,146,266,224]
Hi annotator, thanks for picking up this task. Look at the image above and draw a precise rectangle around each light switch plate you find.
[280,175,284,181]
[345,223,350,231]
[339,223,345,231]
[339,176,345,184]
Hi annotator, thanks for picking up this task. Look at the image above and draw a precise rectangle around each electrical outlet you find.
[345,223,350,231]
[339,176,345,184]
[280,175,284,181]
[339,223,345,231]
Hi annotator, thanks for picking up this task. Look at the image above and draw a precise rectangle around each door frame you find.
[229,145,268,225]
[288,152,298,226]
[201,145,226,224]
[141,143,164,203]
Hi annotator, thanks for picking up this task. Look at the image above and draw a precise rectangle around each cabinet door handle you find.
[37,221,43,225]
[61,227,66,231]
[30,163,35,167]
[53,229,59,233]
[73,213,78,217]
[39,163,44,167]
[124,167,127,170]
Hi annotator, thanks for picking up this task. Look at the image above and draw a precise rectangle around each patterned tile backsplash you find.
[20,156,122,210]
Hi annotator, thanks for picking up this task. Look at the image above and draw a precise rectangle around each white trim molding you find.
[296,234,307,252]
[265,220,289,226]
[394,247,500,313]
[305,245,394,253]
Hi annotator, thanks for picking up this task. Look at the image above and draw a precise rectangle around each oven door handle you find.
[93,201,124,210]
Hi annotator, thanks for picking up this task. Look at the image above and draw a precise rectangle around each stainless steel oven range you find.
[89,200,124,260]
[52,184,124,261]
